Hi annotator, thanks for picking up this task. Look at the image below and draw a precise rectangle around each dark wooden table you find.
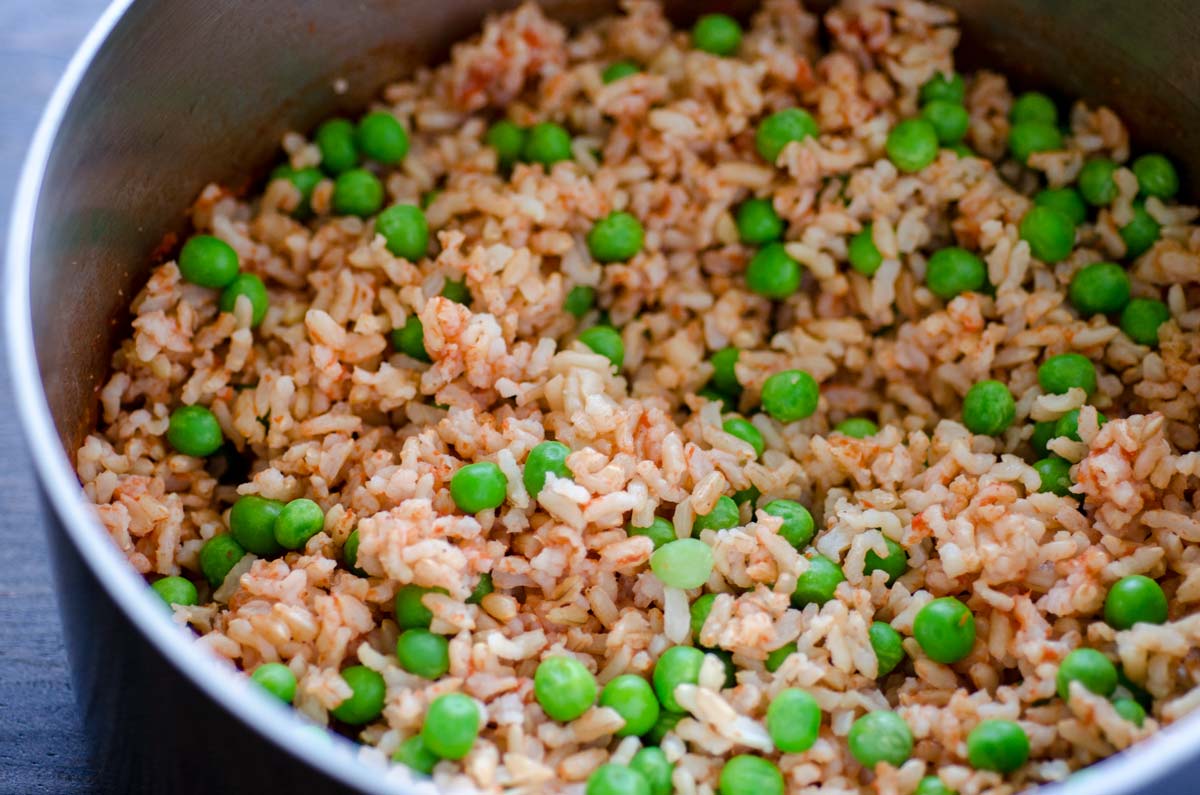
[0,2,107,792]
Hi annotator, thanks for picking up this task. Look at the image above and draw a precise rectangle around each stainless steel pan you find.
[8,1,1199,792]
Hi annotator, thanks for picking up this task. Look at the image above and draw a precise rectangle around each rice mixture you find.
[77,1,1200,793]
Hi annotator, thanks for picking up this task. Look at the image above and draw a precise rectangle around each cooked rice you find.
[76,1,1200,793]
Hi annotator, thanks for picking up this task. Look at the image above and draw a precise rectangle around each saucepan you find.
[7,0,1200,792]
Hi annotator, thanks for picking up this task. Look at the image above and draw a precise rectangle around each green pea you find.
[834,417,879,438]
[466,572,493,604]
[332,168,384,217]
[271,165,323,218]
[869,621,905,676]
[723,417,764,458]
[524,440,572,496]
[792,554,845,608]
[376,204,429,261]
[1104,574,1168,629]
[733,484,760,508]
[438,290,468,321]
[919,72,965,105]
[962,379,1016,436]
[343,529,366,576]
[847,710,913,768]
[485,120,526,171]
[630,747,673,795]
[690,593,717,643]
[1054,408,1107,443]
[848,224,883,276]
[886,118,939,173]
[219,273,270,327]
[394,584,448,629]
[251,662,297,704]
[392,735,438,774]
[756,108,819,164]
[1033,456,1074,497]
[766,688,821,753]
[1031,420,1057,457]
[1078,158,1119,206]
[926,246,986,300]
[578,325,625,369]
[421,692,481,759]
[761,369,819,422]
[718,755,783,795]
[179,234,239,288]
[1120,202,1160,258]
[651,538,715,589]
[1057,647,1117,701]
[1117,667,1153,711]
[602,60,640,84]
[966,719,1029,773]
[357,111,409,164]
[600,673,660,737]
[564,285,597,318]
[534,656,597,722]
[167,405,224,458]
[440,277,467,305]
[736,198,784,245]
[229,495,285,556]
[391,315,430,362]
[199,534,245,587]
[330,665,386,725]
[1019,205,1076,263]
[1132,153,1179,199]
[759,499,814,548]
[710,347,742,396]
[1038,352,1097,396]
[711,647,737,689]
[315,118,359,174]
[913,596,976,663]
[863,537,908,585]
[745,242,801,299]
[1070,261,1130,316]
[1120,298,1171,346]
[1113,698,1147,727]
[397,628,451,679]
[694,495,740,532]
[273,498,325,550]
[1008,120,1063,164]
[1035,187,1088,226]
[652,645,705,712]
[765,642,797,673]
[450,461,508,513]
[1010,91,1058,125]
[628,517,676,550]
[587,764,651,795]
[915,777,957,795]
[151,575,198,607]
[921,100,970,145]
[522,122,573,167]
[692,13,743,57]
[727,484,758,508]
[588,211,644,263]
[698,386,736,414]
[643,709,683,744]
[948,142,975,159]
